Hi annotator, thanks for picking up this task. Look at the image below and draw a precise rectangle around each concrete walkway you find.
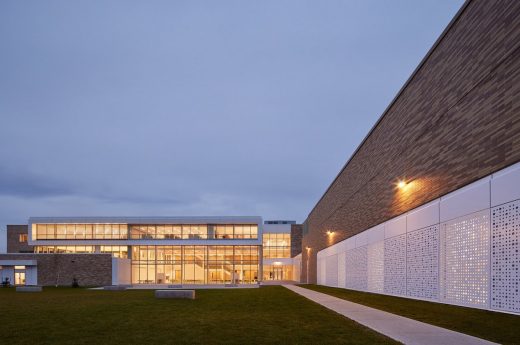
[283,285,497,345]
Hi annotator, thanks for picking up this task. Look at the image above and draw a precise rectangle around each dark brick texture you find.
[302,0,520,283]
[0,253,112,286]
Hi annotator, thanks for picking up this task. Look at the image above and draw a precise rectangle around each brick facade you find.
[6,225,33,253]
[302,0,520,283]
[0,253,112,286]
[290,224,303,258]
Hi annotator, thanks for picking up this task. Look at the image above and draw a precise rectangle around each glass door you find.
[15,271,26,285]
[273,267,283,280]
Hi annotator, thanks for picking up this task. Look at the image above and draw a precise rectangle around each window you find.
[19,234,28,243]
[131,245,259,285]
[34,224,127,240]
[263,233,291,258]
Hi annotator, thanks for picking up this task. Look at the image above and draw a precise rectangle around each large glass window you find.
[129,224,257,240]
[34,245,128,257]
[131,245,259,285]
[34,224,128,240]
[263,264,293,281]
[263,233,291,258]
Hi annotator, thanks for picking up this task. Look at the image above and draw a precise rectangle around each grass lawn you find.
[300,284,520,345]
[0,286,397,345]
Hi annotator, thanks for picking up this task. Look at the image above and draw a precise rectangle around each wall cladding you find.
[384,234,406,296]
[406,225,439,300]
[325,254,338,287]
[367,242,384,293]
[0,253,112,286]
[491,200,520,313]
[346,246,367,291]
[441,211,490,308]
[315,162,520,314]
[302,0,520,285]
[6,225,33,253]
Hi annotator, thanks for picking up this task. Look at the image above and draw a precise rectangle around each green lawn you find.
[0,286,397,345]
[300,284,520,345]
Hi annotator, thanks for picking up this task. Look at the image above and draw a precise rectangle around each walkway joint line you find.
[283,285,497,345]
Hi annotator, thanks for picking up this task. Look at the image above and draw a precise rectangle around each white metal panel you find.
[345,246,367,291]
[440,210,490,308]
[440,178,490,222]
[325,254,338,287]
[367,225,385,244]
[355,232,368,248]
[345,237,355,250]
[337,252,346,288]
[384,233,407,296]
[491,200,520,313]
[385,215,406,238]
[407,200,439,232]
[26,266,38,285]
[318,258,326,285]
[407,225,439,300]
[367,241,384,293]
[491,162,520,207]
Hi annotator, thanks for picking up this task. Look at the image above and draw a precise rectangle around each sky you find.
[0,0,464,247]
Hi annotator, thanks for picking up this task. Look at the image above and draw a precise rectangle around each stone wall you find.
[290,224,303,258]
[6,225,33,253]
[0,253,112,286]
[302,0,520,283]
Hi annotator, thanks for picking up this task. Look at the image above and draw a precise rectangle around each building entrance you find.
[14,266,26,285]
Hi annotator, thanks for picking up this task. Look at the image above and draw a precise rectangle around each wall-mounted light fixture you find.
[397,180,407,189]
[326,230,334,236]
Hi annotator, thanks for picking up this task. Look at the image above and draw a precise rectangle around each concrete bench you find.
[16,286,42,292]
[103,285,127,291]
[155,289,195,299]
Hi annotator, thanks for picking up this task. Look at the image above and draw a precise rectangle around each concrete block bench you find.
[103,285,127,291]
[155,289,195,299]
[16,286,42,292]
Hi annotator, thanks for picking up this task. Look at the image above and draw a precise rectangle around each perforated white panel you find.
[368,242,384,293]
[325,254,338,287]
[384,234,406,296]
[407,225,439,300]
[491,200,520,312]
[346,246,367,291]
[318,258,326,285]
[338,252,346,288]
[441,210,489,307]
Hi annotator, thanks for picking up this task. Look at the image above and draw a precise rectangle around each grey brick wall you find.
[6,225,33,253]
[0,253,112,286]
[302,0,520,283]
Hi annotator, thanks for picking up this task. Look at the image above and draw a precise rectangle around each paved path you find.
[283,285,497,345]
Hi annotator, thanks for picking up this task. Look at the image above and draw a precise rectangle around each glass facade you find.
[33,223,258,240]
[131,245,260,284]
[35,245,128,258]
[129,224,258,240]
[35,224,128,240]
[263,233,291,258]
[263,264,293,281]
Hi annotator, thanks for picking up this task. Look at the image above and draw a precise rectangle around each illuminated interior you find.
[262,233,291,258]
[131,245,260,284]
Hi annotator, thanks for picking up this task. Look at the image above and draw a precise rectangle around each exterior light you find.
[397,180,407,189]
[305,246,311,252]
[326,230,334,236]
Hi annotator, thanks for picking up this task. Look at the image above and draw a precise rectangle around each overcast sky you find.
[0,0,463,239]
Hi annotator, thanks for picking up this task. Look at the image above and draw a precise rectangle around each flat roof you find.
[28,216,263,224]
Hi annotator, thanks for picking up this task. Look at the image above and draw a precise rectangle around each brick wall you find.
[302,0,520,283]
[291,224,303,257]
[0,253,112,286]
[6,225,33,253]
